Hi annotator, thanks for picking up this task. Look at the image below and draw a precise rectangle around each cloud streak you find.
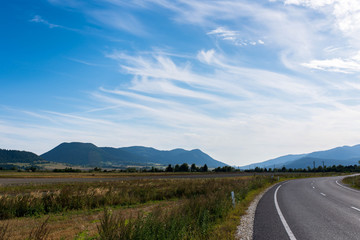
[207,27,265,46]
[30,15,62,28]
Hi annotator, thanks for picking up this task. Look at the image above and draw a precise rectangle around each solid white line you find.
[274,185,297,240]
[335,180,360,193]
[320,193,326,196]
[351,206,360,212]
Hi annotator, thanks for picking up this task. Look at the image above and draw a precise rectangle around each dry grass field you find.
[0,172,338,239]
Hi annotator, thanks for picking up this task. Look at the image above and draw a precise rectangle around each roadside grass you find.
[96,176,276,240]
[342,175,360,189]
[208,182,272,240]
[0,200,176,240]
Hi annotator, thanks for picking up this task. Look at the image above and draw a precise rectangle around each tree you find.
[165,164,173,172]
[174,164,180,172]
[203,164,208,172]
[190,163,198,172]
[179,163,189,172]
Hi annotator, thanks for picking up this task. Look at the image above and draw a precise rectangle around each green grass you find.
[343,175,360,189]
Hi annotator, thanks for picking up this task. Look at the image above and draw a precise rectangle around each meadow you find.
[0,172,338,240]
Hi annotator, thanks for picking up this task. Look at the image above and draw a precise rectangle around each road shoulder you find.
[235,184,273,240]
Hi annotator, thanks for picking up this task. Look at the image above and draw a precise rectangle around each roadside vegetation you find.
[343,175,360,189]
[0,171,347,239]
[0,174,276,239]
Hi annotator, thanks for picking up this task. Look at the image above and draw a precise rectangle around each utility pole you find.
[322,161,325,172]
[313,161,316,172]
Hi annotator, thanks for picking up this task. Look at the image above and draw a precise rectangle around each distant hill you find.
[41,142,143,167]
[285,157,359,169]
[240,154,307,169]
[41,142,227,168]
[0,149,45,163]
[240,144,360,170]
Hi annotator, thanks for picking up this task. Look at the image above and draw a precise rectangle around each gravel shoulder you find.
[235,185,274,240]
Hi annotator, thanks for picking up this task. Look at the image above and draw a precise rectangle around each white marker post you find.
[231,191,235,208]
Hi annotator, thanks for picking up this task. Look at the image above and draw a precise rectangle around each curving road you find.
[254,175,360,240]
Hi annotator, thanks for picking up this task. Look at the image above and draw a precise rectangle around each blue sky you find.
[2,0,360,166]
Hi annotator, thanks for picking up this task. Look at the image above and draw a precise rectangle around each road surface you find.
[254,175,360,240]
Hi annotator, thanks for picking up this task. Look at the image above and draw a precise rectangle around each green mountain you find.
[41,142,227,168]
[0,149,45,163]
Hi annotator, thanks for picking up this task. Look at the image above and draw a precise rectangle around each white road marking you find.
[335,180,360,193]
[351,206,360,212]
[312,186,315,189]
[274,185,297,240]
[320,193,326,196]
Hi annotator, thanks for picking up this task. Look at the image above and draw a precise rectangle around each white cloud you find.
[88,10,146,35]
[302,52,360,73]
[207,27,264,46]
[284,0,360,34]
[282,0,360,73]
[207,27,238,38]
[30,15,61,28]
[197,49,216,64]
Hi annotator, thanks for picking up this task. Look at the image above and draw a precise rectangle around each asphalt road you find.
[254,175,360,240]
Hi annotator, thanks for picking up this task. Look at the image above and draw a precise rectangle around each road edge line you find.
[274,184,297,240]
[335,180,360,193]
[351,206,360,212]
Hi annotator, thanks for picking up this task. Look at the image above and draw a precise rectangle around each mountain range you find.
[3,142,360,170]
[240,144,360,169]
[40,142,227,168]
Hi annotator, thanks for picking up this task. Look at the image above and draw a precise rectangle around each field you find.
[0,172,338,240]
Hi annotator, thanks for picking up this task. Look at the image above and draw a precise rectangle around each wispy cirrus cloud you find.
[207,27,265,46]
[284,0,360,34]
[87,10,146,36]
[282,0,360,73]
[30,15,62,28]
[302,52,360,73]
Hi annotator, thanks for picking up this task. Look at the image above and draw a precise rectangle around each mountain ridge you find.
[41,142,227,168]
[0,149,46,163]
[240,144,360,169]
